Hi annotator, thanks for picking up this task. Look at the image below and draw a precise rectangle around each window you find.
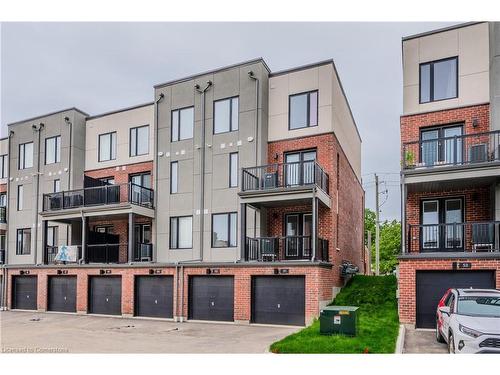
[212,212,237,248]
[95,226,113,234]
[170,161,178,194]
[45,135,61,164]
[17,185,24,211]
[98,132,117,162]
[53,179,61,193]
[47,226,58,247]
[130,125,149,157]
[420,57,458,103]
[0,234,5,252]
[289,90,318,130]
[214,97,239,134]
[0,154,7,178]
[172,107,194,142]
[170,216,193,249]
[16,228,31,255]
[229,152,238,188]
[100,177,115,185]
[420,124,463,166]
[19,142,33,169]
[284,150,317,186]
[130,173,151,188]
[0,193,6,207]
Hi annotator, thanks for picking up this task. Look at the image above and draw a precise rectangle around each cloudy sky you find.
[0,22,453,220]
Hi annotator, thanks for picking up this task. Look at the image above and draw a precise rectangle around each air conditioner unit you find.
[262,172,278,189]
[469,144,487,163]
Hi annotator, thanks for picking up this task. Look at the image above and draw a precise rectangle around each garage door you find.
[189,276,234,322]
[12,276,37,310]
[416,270,495,328]
[251,276,305,326]
[48,276,77,313]
[135,276,173,318]
[88,276,122,315]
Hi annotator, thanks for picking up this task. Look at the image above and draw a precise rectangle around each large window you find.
[170,216,193,249]
[19,142,33,169]
[0,193,6,207]
[172,107,194,142]
[130,125,149,157]
[98,132,117,162]
[420,57,458,103]
[212,212,237,248]
[17,185,24,211]
[16,228,31,255]
[420,124,463,166]
[170,161,178,194]
[214,97,239,134]
[229,152,238,188]
[45,135,61,164]
[47,226,58,247]
[0,154,7,178]
[289,90,318,130]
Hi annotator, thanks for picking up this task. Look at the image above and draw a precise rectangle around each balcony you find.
[43,243,153,265]
[0,206,6,224]
[244,236,329,262]
[403,130,500,170]
[42,183,154,214]
[242,160,329,193]
[406,221,500,253]
[240,161,331,208]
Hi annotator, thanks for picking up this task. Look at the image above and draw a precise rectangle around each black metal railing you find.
[402,130,500,170]
[407,221,500,253]
[245,236,329,262]
[242,160,329,194]
[0,206,6,223]
[42,182,154,212]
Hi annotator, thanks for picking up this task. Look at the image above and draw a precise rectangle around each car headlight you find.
[459,324,483,338]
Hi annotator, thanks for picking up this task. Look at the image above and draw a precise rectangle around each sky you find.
[0,22,454,220]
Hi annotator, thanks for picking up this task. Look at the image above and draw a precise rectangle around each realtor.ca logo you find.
[1,347,69,353]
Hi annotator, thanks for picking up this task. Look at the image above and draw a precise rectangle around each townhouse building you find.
[399,22,500,328]
[0,58,364,326]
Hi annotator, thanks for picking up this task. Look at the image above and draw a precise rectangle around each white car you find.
[436,288,500,354]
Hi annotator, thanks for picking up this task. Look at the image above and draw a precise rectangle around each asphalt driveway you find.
[403,326,448,354]
[0,311,298,353]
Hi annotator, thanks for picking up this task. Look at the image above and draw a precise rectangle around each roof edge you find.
[7,107,89,127]
[154,57,271,89]
[402,21,486,42]
[269,59,334,77]
[86,101,154,121]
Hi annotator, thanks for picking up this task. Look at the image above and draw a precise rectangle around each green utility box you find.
[320,306,359,336]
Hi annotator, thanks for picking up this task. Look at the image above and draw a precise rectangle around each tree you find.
[364,208,401,274]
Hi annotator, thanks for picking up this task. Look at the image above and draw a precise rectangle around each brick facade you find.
[267,132,365,282]
[6,264,334,324]
[398,258,500,324]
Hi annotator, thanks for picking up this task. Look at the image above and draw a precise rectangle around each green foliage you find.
[270,275,399,354]
[365,209,401,274]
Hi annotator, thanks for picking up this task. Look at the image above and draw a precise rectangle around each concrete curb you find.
[395,324,405,354]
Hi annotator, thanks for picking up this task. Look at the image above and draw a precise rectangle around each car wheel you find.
[448,333,455,354]
[436,320,445,343]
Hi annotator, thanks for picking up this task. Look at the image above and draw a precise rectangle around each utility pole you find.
[367,230,372,275]
[375,173,380,276]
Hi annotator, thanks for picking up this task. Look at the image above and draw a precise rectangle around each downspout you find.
[193,81,212,263]
[248,71,259,166]
[32,123,44,265]
[64,117,72,246]
[153,92,165,263]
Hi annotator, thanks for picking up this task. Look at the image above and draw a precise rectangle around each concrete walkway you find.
[403,326,448,354]
[0,311,298,353]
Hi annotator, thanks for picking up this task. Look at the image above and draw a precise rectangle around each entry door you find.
[421,125,463,166]
[284,150,317,186]
[130,173,151,205]
[134,224,152,261]
[421,198,464,251]
[285,213,312,259]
